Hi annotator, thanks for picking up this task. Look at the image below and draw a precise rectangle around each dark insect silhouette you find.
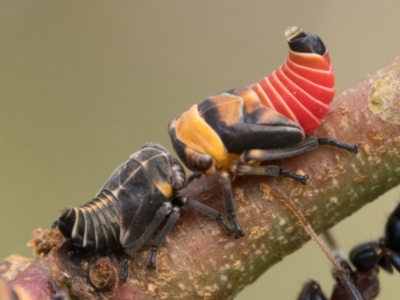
[298,203,400,300]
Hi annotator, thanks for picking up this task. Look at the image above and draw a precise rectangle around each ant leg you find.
[219,172,244,239]
[147,206,180,269]
[383,249,400,272]
[241,137,358,164]
[184,196,234,235]
[236,164,309,185]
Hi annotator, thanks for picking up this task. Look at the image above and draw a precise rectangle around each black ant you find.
[297,203,400,300]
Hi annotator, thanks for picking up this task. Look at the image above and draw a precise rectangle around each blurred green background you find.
[1,1,400,299]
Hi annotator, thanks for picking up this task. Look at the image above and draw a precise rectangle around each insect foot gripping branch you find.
[168,26,359,239]
[52,142,234,283]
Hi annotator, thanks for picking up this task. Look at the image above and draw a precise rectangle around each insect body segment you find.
[253,26,334,133]
[169,26,358,238]
[55,190,119,253]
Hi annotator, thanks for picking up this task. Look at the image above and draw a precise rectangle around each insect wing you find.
[197,89,304,154]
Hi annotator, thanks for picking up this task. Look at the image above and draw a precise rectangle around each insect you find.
[298,203,400,300]
[52,143,234,280]
[297,256,374,300]
[169,26,359,238]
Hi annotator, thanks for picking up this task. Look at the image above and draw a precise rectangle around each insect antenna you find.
[280,197,364,300]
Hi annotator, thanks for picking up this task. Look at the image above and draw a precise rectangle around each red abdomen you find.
[252,38,335,133]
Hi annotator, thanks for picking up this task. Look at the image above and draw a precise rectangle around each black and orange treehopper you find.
[169,26,359,239]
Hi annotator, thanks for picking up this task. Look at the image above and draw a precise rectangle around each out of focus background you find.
[1,2,399,299]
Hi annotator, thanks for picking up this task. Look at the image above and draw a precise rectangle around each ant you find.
[297,203,400,300]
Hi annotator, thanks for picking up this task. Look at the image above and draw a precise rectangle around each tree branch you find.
[2,57,400,300]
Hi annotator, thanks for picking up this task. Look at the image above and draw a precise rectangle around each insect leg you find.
[235,164,309,185]
[184,196,235,235]
[120,202,173,281]
[241,138,319,163]
[384,249,400,272]
[147,206,180,269]
[220,172,245,238]
[241,137,358,164]
[123,202,172,257]
[317,138,359,153]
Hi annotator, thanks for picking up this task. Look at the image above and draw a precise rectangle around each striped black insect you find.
[52,143,234,280]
